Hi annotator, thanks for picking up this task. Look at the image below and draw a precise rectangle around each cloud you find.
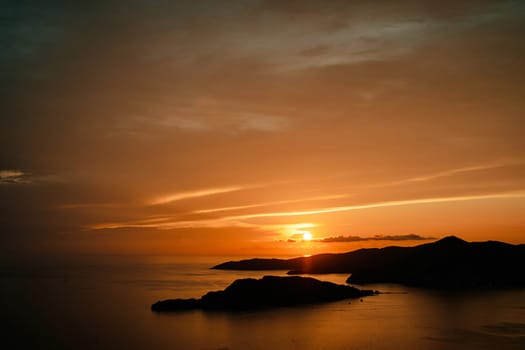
[318,234,434,243]
[192,194,347,214]
[156,117,209,131]
[90,216,260,231]
[237,114,288,132]
[0,169,67,186]
[91,191,525,235]
[372,160,525,188]
[128,112,289,134]
[149,186,244,205]
[226,191,525,220]
[90,219,318,237]
[0,170,29,184]
[233,1,521,71]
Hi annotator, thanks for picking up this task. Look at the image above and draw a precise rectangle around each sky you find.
[1,0,525,257]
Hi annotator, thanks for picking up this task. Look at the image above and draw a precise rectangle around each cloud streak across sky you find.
[0,170,28,184]
[149,186,246,205]
[317,234,434,243]
[91,190,525,234]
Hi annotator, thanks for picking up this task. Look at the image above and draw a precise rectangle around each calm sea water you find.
[2,255,525,350]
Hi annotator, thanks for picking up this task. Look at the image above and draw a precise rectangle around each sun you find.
[302,231,313,241]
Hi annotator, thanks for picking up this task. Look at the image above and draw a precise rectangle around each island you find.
[151,275,376,312]
[213,236,525,289]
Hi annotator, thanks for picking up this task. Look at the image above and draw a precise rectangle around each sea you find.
[2,254,525,350]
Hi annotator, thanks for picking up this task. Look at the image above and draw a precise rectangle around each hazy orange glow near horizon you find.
[1,0,525,257]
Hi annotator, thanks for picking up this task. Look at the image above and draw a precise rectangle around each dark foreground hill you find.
[213,236,525,288]
[151,275,376,312]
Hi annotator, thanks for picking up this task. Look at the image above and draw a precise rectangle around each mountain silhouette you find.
[213,236,525,288]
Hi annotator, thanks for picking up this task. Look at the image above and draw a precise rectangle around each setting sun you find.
[302,231,313,241]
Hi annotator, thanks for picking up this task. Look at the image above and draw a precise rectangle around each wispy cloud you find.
[259,1,521,71]
[317,234,434,243]
[0,170,30,184]
[0,170,64,185]
[149,186,244,205]
[226,191,525,220]
[193,194,347,214]
[93,191,525,232]
[372,160,525,188]
[127,111,289,135]
[263,223,317,237]
[90,218,317,238]
[156,117,209,131]
[90,217,255,231]
[57,202,125,209]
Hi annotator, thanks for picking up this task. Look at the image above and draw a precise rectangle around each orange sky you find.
[1,0,525,257]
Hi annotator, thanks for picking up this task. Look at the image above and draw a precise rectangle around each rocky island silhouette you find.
[152,275,376,312]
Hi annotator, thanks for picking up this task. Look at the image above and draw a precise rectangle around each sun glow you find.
[302,231,313,241]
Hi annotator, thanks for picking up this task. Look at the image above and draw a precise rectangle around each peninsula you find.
[213,236,525,288]
[151,275,376,312]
